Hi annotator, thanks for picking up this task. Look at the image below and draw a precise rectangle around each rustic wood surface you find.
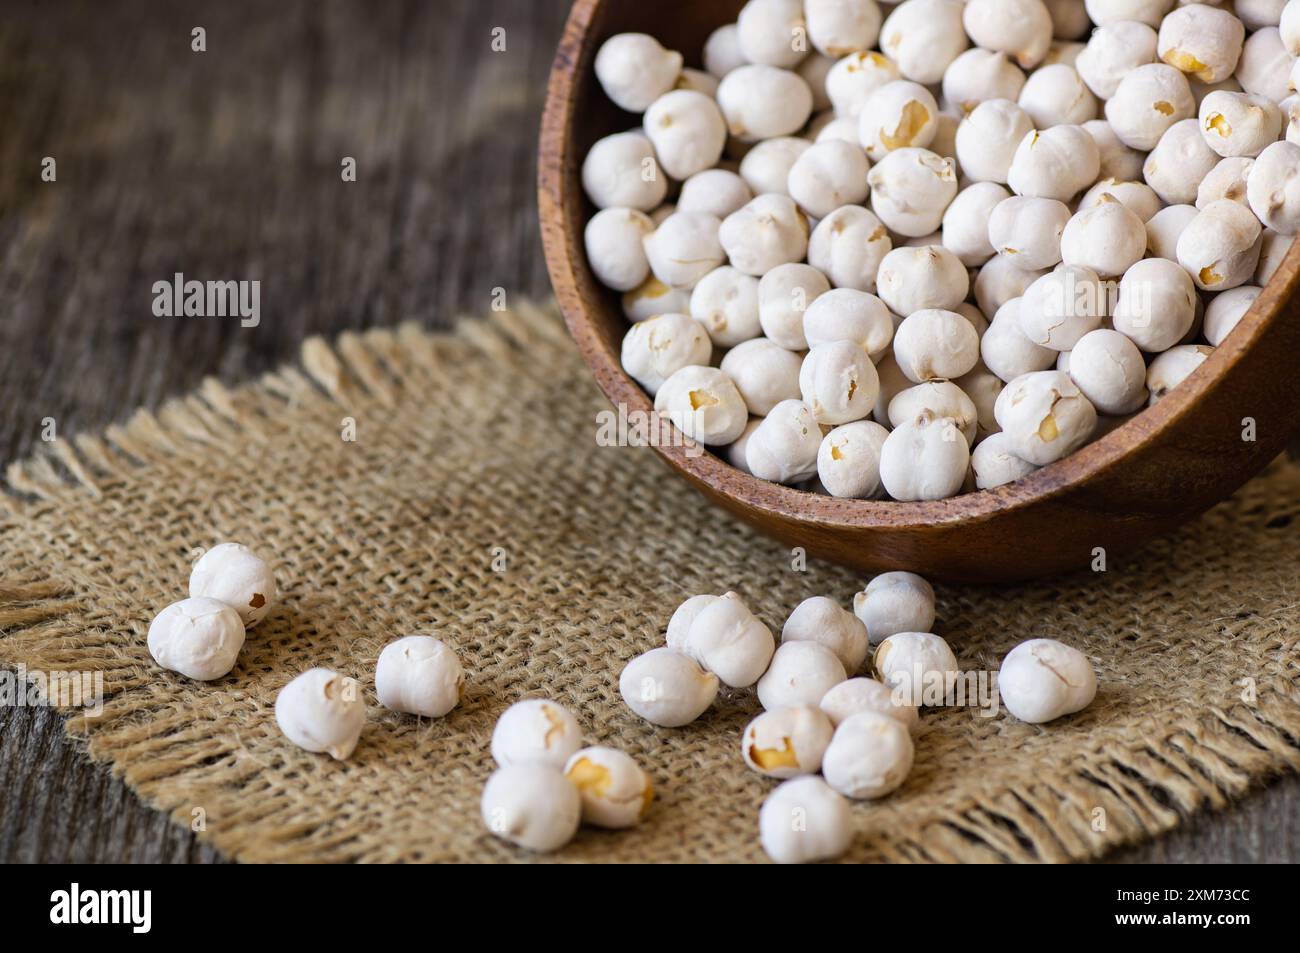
[0,0,1295,863]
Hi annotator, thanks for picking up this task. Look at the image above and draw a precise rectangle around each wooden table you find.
[1,0,1295,863]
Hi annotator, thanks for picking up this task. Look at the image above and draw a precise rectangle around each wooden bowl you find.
[538,0,1300,583]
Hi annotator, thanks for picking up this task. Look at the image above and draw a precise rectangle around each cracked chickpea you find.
[491,698,582,769]
[817,419,890,498]
[787,139,871,219]
[821,710,915,798]
[1148,344,1214,403]
[1176,199,1263,290]
[758,641,849,710]
[760,776,854,864]
[742,704,835,778]
[690,266,761,347]
[988,196,1070,270]
[720,194,809,277]
[276,667,365,760]
[582,131,667,212]
[964,0,1054,69]
[803,288,895,359]
[758,262,830,349]
[800,340,880,425]
[481,764,580,853]
[1112,257,1198,349]
[857,80,939,161]
[622,276,691,324]
[644,90,727,180]
[995,369,1098,465]
[1158,3,1245,85]
[1061,195,1147,277]
[956,99,1035,184]
[721,338,803,415]
[942,50,1026,116]
[879,410,970,500]
[868,148,958,237]
[998,638,1097,723]
[620,313,712,396]
[746,399,823,484]
[892,309,981,383]
[189,542,277,627]
[1105,63,1195,150]
[1200,91,1284,158]
[148,596,245,682]
[375,636,464,718]
[808,206,893,291]
[1018,265,1107,350]
[564,746,653,829]
[1007,125,1102,202]
[655,365,749,446]
[879,0,969,85]
[819,677,920,733]
[782,595,870,672]
[1196,156,1256,208]
[853,572,936,645]
[718,64,814,141]
[621,647,719,726]
[1248,140,1300,234]
[1066,328,1149,415]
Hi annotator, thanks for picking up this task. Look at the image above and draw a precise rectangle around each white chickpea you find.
[594,34,683,112]
[676,66,721,98]
[971,431,1039,488]
[720,194,810,277]
[826,50,902,119]
[643,211,724,288]
[745,399,824,484]
[720,339,803,415]
[799,56,837,112]
[481,764,581,852]
[759,776,854,864]
[1236,27,1292,104]
[1237,0,1286,32]
[622,276,692,324]
[821,710,915,799]
[758,641,849,710]
[800,340,881,424]
[1248,140,1300,234]
[1076,19,1158,99]
[1158,4,1244,86]
[879,0,969,85]
[188,542,277,627]
[1066,328,1149,414]
[806,0,884,57]
[964,0,1054,69]
[853,572,935,644]
[819,677,920,732]
[1019,64,1098,128]
[704,23,747,79]
[1200,91,1284,157]
[147,597,245,682]
[954,362,1004,440]
[1196,156,1255,208]
[1085,119,1148,181]
[808,205,893,291]
[998,639,1097,723]
[1147,343,1214,402]
[1078,178,1163,222]
[564,746,653,829]
[987,196,1070,272]
[892,309,981,382]
[644,91,727,181]
[787,139,872,218]
[888,380,979,445]
[726,417,763,474]
[585,208,654,292]
[1146,203,1200,258]
[1007,125,1102,201]
[718,64,815,141]
[1111,256,1198,349]
[1204,285,1261,344]
[879,409,970,499]
[689,266,761,346]
[737,0,808,69]
[815,115,862,145]
[803,287,895,359]
[1060,195,1148,277]
[1176,199,1264,289]
[654,364,750,445]
[942,182,1010,267]
[1084,0,1175,28]
[1143,118,1222,204]
[1255,228,1295,283]
[981,296,1058,381]
[995,369,1098,467]
[620,647,719,727]
[942,50,1027,116]
[490,699,583,769]
[375,636,464,718]
[678,169,754,221]
[743,705,836,778]
[739,137,812,197]
[1018,265,1107,350]
[955,99,1036,185]
[582,131,667,212]
[1285,1,1300,53]
[782,595,871,672]
[817,419,891,498]
[758,262,830,349]
[875,244,969,317]
[1105,63,1196,150]
[857,81,940,161]
[874,631,959,706]
[868,147,959,237]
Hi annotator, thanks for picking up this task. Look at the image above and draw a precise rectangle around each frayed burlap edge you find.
[1,299,1298,863]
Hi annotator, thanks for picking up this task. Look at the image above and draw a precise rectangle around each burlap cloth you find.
[2,300,1298,863]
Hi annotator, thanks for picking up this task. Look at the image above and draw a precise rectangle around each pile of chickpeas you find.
[585,0,1300,501]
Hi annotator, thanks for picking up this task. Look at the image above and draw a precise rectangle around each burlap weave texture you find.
[1,301,1298,863]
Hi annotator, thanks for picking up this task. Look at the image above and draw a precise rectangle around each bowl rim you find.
[538,0,1300,534]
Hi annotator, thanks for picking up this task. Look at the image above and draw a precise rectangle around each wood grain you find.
[0,0,1294,863]
[540,0,1300,584]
